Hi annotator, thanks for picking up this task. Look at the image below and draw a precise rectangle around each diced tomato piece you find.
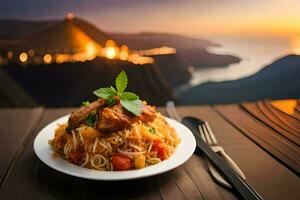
[152,141,167,160]
[112,155,132,171]
[68,152,84,164]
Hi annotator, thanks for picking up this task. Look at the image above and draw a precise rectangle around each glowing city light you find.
[119,45,129,60]
[136,46,176,56]
[19,52,28,62]
[105,47,117,59]
[85,42,97,60]
[7,51,13,59]
[128,53,154,65]
[105,39,116,47]
[28,49,35,57]
[55,54,67,64]
[43,54,52,64]
[67,13,74,20]
[1,38,154,66]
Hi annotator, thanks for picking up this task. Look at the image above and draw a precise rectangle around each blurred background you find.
[0,0,299,107]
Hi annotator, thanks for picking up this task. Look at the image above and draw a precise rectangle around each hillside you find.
[3,59,174,107]
[179,55,300,104]
[152,54,191,87]
[112,32,241,68]
[0,19,56,38]
[111,32,217,50]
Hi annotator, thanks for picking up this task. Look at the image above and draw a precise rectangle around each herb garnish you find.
[93,70,142,116]
[149,127,156,134]
[82,101,90,106]
[85,111,97,126]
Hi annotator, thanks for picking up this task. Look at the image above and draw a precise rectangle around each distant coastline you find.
[187,36,293,88]
[179,54,300,105]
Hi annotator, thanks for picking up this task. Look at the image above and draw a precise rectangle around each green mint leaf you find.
[93,87,117,99]
[120,92,139,100]
[106,98,117,107]
[115,70,128,94]
[85,113,97,127]
[110,86,117,93]
[82,101,90,106]
[120,99,142,116]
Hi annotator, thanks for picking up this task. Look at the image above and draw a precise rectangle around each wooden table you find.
[0,104,299,200]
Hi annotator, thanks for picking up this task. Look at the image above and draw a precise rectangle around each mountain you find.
[179,55,300,104]
[112,32,241,68]
[0,19,56,39]
[177,48,240,68]
[73,18,110,45]
[23,19,100,51]
[111,32,218,50]
[152,54,191,87]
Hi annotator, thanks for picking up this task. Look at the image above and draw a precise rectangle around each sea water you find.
[190,35,299,86]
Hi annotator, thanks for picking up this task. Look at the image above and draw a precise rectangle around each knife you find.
[182,117,263,200]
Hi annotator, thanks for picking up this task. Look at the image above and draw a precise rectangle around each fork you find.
[166,101,246,189]
[199,121,246,188]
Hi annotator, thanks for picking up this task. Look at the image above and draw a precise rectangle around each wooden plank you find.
[167,166,204,199]
[177,106,300,200]
[0,108,43,189]
[214,104,300,175]
[0,109,82,199]
[154,170,186,200]
[183,154,230,200]
[80,177,162,200]
[242,102,300,146]
[263,101,300,133]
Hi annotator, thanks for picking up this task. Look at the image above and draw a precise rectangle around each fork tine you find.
[198,125,207,143]
[166,101,181,121]
[202,124,213,145]
[205,121,218,145]
[166,103,177,119]
[166,106,175,119]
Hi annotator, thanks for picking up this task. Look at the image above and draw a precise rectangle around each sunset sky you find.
[1,0,300,38]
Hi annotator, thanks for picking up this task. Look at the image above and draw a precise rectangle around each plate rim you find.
[34,114,196,181]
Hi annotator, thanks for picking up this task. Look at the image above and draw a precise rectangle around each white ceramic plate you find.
[34,115,196,180]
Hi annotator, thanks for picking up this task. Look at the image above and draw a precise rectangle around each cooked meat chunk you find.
[139,103,157,122]
[66,99,105,132]
[97,104,130,133]
[97,102,156,133]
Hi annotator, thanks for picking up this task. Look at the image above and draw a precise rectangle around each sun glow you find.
[271,99,298,115]
[290,35,300,55]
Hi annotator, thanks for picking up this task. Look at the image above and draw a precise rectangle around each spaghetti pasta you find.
[49,112,180,171]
